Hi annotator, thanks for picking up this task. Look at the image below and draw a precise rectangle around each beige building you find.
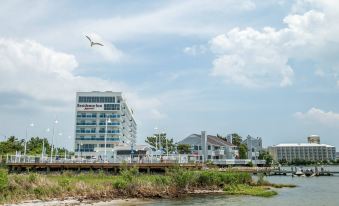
[268,143,336,162]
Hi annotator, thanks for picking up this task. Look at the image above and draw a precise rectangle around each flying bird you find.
[85,35,104,47]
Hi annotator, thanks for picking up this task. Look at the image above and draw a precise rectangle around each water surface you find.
[143,166,339,206]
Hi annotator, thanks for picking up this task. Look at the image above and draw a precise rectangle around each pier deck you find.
[6,162,203,173]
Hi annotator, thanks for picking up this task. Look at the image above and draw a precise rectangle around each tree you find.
[177,144,191,154]
[230,133,243,146]
[229,133,248,159]
[0,136,24,155]
[0,136,71,156]
[145,133,175,153]
[238,144,248,159]
[26,137,51,155]
[258,150,273,166]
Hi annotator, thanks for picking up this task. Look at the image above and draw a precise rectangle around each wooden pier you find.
[6,162,203,173]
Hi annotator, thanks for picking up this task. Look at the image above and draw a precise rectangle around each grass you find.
[255,173,297,188]
[224,184,278,197]
[0,167,294,204]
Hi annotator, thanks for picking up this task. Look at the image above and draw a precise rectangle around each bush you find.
[28,173,38,183]
[0,169,8,192]
[58,178,71,188]
[112,178,128,190]
[120,166,139,182]
[167,167,195,190]
[247,161,254,167]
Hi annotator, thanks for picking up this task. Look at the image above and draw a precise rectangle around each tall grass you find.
[0,167,289,204]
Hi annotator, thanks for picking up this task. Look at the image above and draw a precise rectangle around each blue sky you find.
[0,0,339,150]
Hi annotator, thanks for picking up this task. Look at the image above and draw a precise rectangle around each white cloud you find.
[209,27,295,88]
[0,38,164,119]
[295,107,339,127]
[204,2,339,88]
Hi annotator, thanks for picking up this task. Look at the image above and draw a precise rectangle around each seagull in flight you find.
[85,35,104,47]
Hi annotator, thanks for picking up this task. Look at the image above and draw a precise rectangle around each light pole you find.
[154,127,158,151]
[131,143,134,163]
[78,142,81,160]
[24,123,34,157]
[44,128,50,162]
[50,119,58,163]
[164,132,169,159]
[80,142,83,161]
[105,117,111,162]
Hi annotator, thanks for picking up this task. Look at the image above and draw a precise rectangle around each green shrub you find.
[0,169,8,192]
[33,187,48,198]
[58,178,71,188]
[120,166,139,181]
[112,178,128,190]
[167,167,196,189]
[256,173,270,186]
[28,173,38,183]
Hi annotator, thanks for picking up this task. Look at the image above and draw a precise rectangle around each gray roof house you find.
[177,131,238,161]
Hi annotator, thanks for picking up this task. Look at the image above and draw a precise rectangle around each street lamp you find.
[131,143,134,163]
[163,132,169,159]
[154,127,158,151]
[78,142,81,160]
[104,117,111,162]
[55,132,63,159]
[24,123,34,157]
[50,119,58,163]
[80,142,83,161]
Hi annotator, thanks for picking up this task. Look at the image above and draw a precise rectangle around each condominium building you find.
[268,142,336,162]
[243,135,262,160]
[74,91,137,158]
[178,131,238,162]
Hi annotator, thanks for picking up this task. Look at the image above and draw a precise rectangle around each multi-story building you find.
[268,140,336,162]
[177,131,238,162]
[243,135,263,160]
[74,91,136,158]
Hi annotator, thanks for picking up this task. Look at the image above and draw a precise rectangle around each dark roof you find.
[178,134,236,147]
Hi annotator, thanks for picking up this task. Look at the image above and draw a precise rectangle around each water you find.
[142,166,339,206]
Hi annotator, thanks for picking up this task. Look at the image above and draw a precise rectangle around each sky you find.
[0,0,339,150]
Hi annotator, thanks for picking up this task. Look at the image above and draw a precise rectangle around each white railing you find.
[5,154,266,165]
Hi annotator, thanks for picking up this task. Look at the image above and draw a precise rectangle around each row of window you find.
[75,143,115,152]
[76,113,121,118]
[76,122,121,126]
[79,96,118,103]
[104,104,120,110]
[191,145,228,151]
[75,137,120,141]
[76,129,120,134]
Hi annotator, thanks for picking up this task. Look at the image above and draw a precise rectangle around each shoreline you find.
[4,186,287,206]
[0,168,295,205]
[2,190,228,206]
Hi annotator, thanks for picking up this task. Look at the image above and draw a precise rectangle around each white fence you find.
[5,154,265,165]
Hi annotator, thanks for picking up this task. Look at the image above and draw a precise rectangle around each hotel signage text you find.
[77,103,104,111]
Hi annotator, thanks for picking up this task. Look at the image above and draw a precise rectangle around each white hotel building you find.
[268,141,336,162]
[74,91,136,158]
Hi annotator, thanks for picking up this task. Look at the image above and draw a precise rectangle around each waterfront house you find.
[177,131,238,162]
